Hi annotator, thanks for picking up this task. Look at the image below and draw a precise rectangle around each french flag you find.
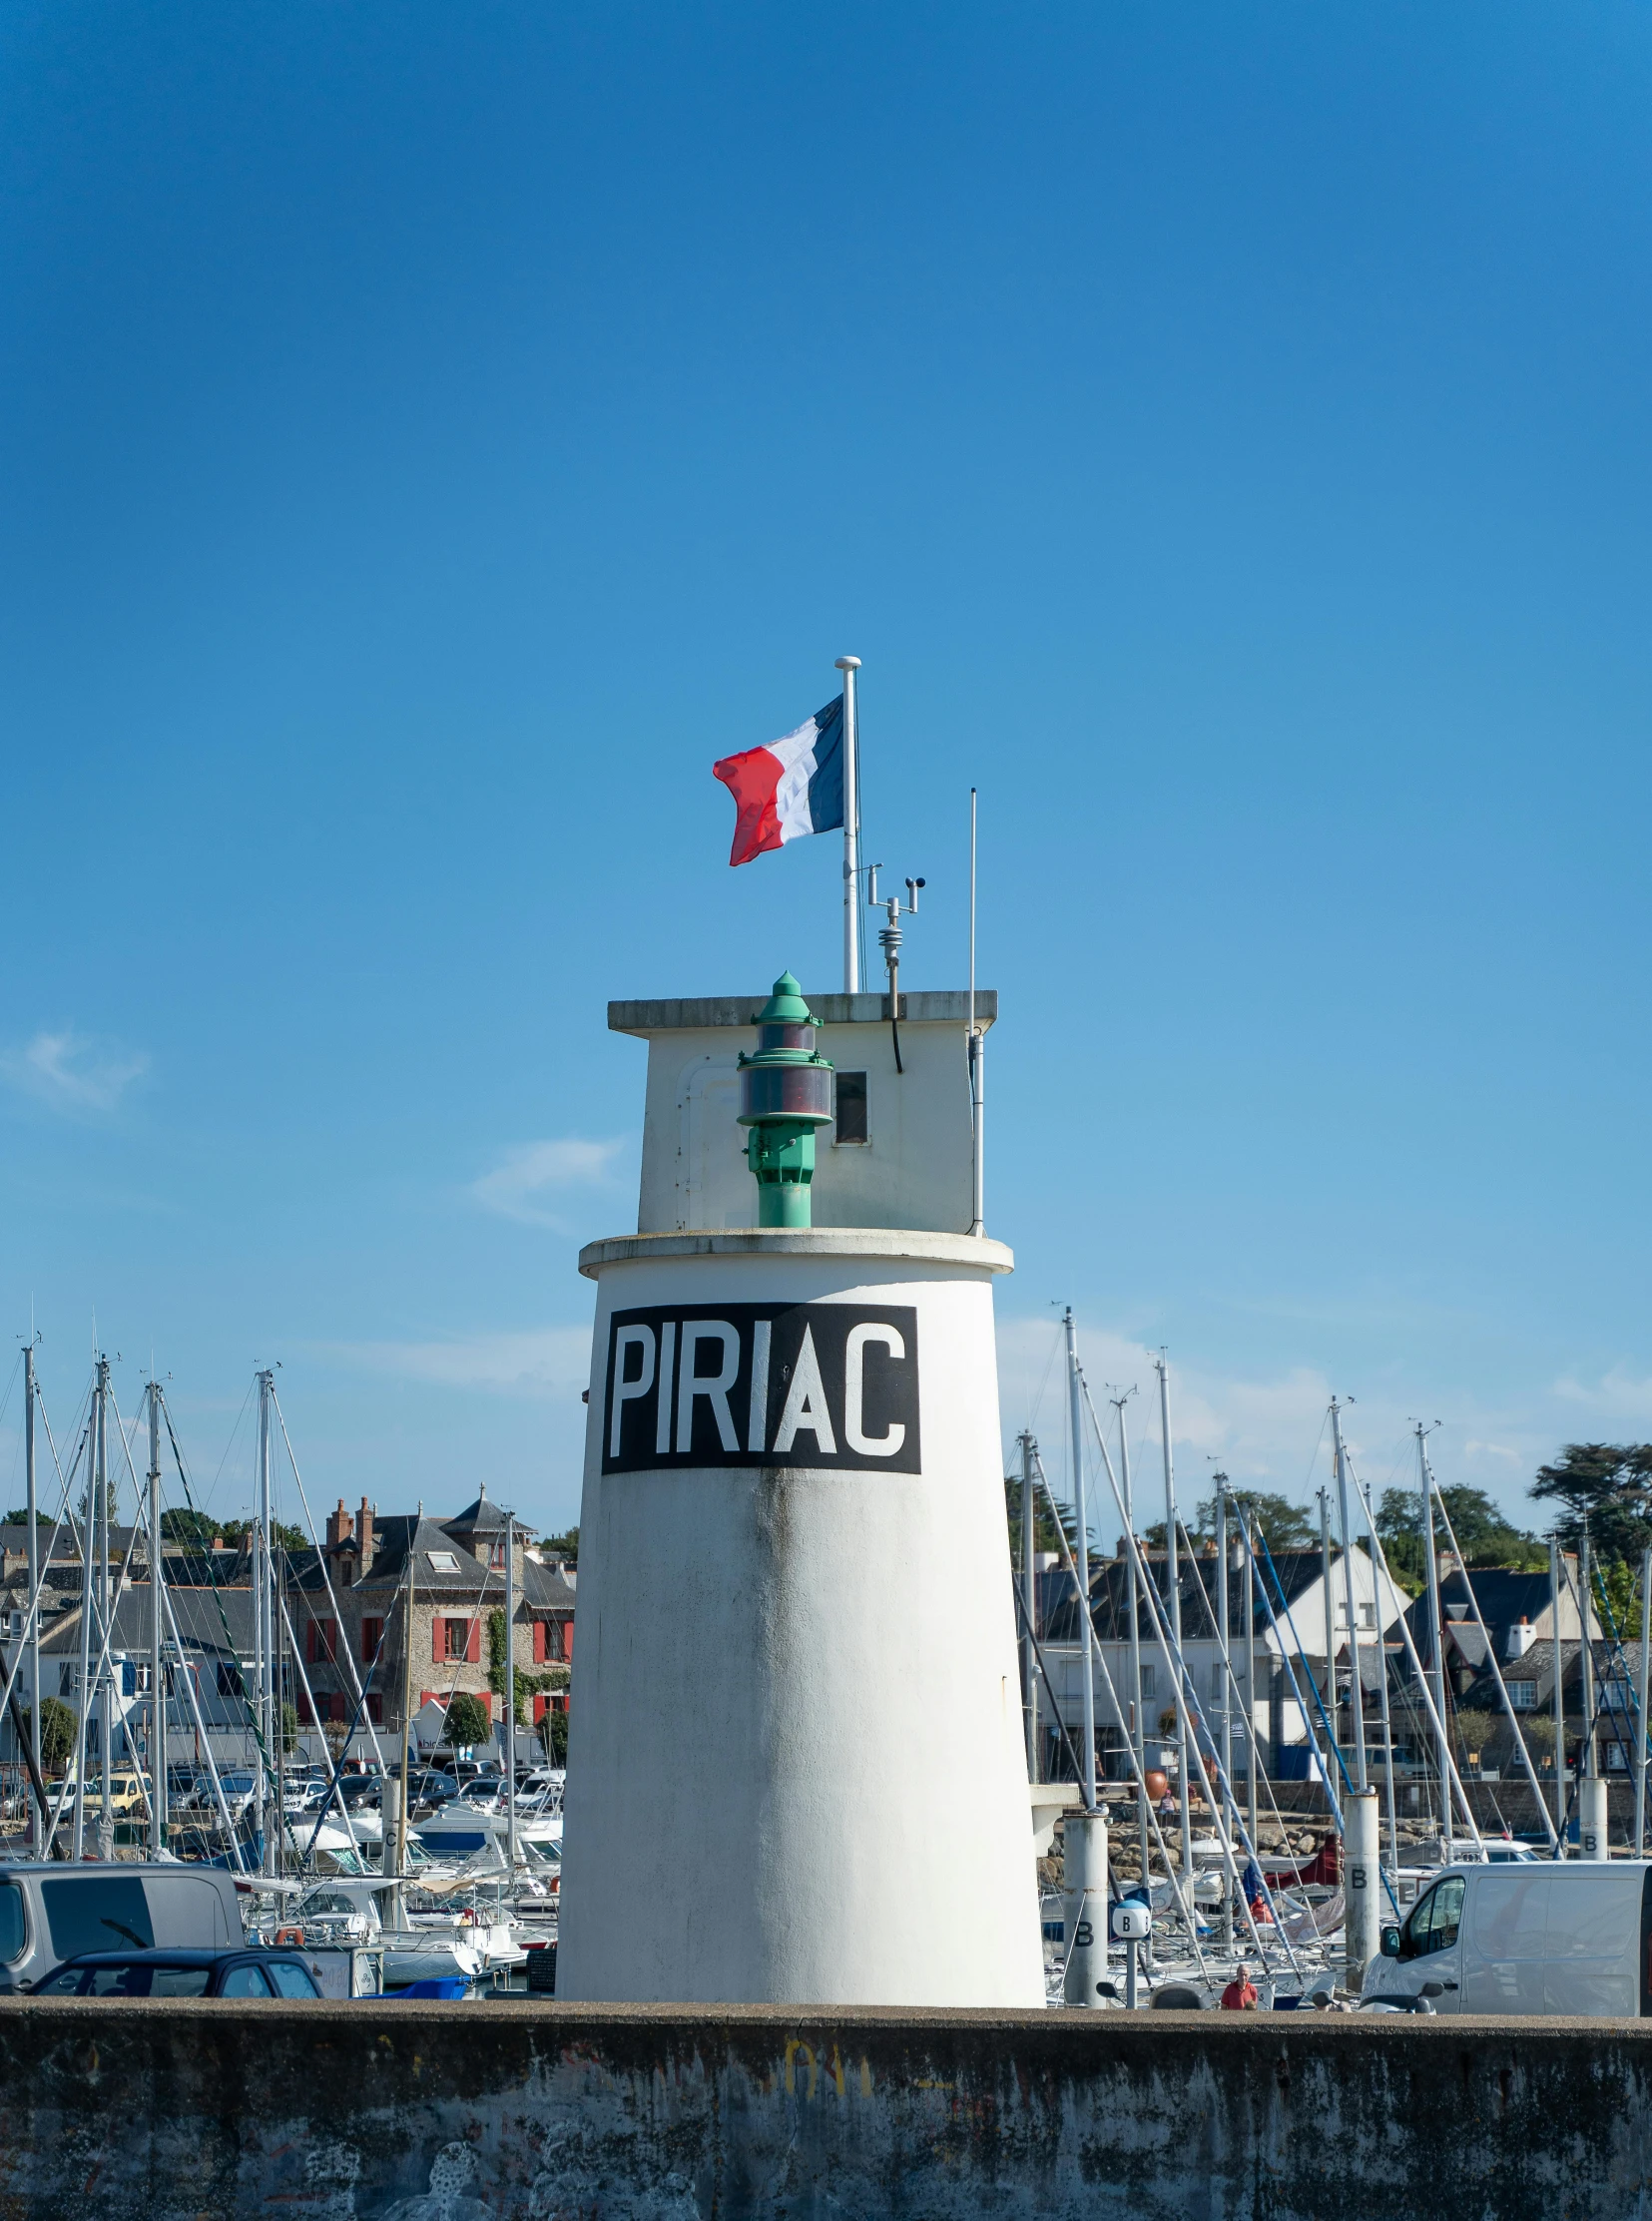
[713,697,845,867]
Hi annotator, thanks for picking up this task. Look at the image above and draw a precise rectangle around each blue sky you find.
[3,3,1650,1541]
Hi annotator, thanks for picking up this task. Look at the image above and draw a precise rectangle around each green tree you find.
[160,1508,221,1547]
[1376,1483,1545,1589]
[158,1508,311,1554]
[1531,1443,1652,1563]
[537,1526,579,1564]
[25,1696,76,1772]
[1004,1475,1084,1561]
[279,1702,298,1757]
[441,1691,493,1751]
[1146,1491,1316,1553]
[540,1707,569,1764]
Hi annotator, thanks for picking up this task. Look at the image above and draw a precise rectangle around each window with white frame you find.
[1508,1681,1536,1711]
[1140,1663,1156,1699]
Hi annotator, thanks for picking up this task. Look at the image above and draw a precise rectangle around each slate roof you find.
[39,1583,256,1661]
[1041,1546,1332,1646]
[445,1487,507,1536]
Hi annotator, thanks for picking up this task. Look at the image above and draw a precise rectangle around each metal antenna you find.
[875,873,925,1075]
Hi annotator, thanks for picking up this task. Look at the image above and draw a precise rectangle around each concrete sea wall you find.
[0,2000,1647,2219]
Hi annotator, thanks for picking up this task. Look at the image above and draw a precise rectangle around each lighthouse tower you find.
[556,972,1043,2006]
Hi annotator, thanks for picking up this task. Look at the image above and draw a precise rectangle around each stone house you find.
[286,1487,575,1743]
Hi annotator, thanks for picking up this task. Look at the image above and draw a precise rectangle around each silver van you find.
[0,1864,247,1993]
[1363,1860,1652,2016]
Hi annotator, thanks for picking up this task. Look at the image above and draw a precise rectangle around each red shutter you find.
[533,1693,547,1723]
[433,1619,444,1663]
[563,1615,574,1662]
[320,1619,336,1663]
[532,1621,546,1664]
[466,1619,481,1664]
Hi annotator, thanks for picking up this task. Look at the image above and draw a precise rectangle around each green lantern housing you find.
[738,971,835,1228]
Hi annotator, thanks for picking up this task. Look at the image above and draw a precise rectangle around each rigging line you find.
[1152,1509,1307,1969]
[1025,1318,1063,1436]
[1170,1506,1337,1917]
[1424,1467,1558,1849]
[1029,1459,1222,1976]
[275,1578,358,1868]
[1251,1529,1351,1828]
[1071,1382,1296,1969]
[1343,1449,1483,1851]
[1008,1583,1086,1787]
[198,1374,259,1515]
[1300,1407,1332,1496]
[40,1436,153,1858]
[1079,1411,1300,1973]
[268,1388,388,1773]
[155,1392,277,1791]
[1584,1560,1645,1757]
[298,1596,405,1870]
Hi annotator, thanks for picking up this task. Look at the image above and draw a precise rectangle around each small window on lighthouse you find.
[834,1071,868,1145]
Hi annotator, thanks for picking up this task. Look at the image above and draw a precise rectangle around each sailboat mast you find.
[1115,1396,1148,1891]
[1019,1431,1037,1779]
[397,1520,415,1901]
[1638,1547,1650,1858]
[504,1509,518,1881]
[1579,1518,1596,1796]
[255,1369,274,1872]
[1242,1502,1258,1857]
[149,1384,166,1856]
[96,1358,112,1859]
[1154,1356,1194,1902]
[1331,1399,1368,1793]
[1318,1487,1334,1730]
[1417,1426,1450,1856]
[1064,1313,1097,1808]
[23,1348,39,1840]
[1215,1474,1232,1952]
[1550,1533,1567,1854]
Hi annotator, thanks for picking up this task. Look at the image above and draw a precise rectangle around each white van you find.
[1363,1860,1652,2016]
[0,1864,247,1994]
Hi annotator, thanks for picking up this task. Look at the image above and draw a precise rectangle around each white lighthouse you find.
[556,973,1043,2006]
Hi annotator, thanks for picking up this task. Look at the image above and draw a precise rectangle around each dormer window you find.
[340,1561,354,1587]
[489,1541,506,1568]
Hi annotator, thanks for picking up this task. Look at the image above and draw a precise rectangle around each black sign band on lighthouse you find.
[601,1302,921,1475]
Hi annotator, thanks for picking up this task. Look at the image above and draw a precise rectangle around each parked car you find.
[0,1864,247,1994]
[32,1948,320,1998]
[185,1771,258,1817]
[1364,1860,1652,2016]
[75,1773,153,1818]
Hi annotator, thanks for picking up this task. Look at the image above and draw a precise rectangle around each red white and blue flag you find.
[713,697,845,867]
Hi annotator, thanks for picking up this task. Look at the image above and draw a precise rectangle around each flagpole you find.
[835,655,861,993]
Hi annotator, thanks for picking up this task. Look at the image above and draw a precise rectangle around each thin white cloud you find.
[0,1028,148,1115]
[469,1138,630,1228]
[319,1327,592,1398]
[1551,1369,1652,1423]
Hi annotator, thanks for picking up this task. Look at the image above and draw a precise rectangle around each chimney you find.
[326,1499,354,1551]
[358,1497,375,1576]
[1505,1613,1535,1660]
